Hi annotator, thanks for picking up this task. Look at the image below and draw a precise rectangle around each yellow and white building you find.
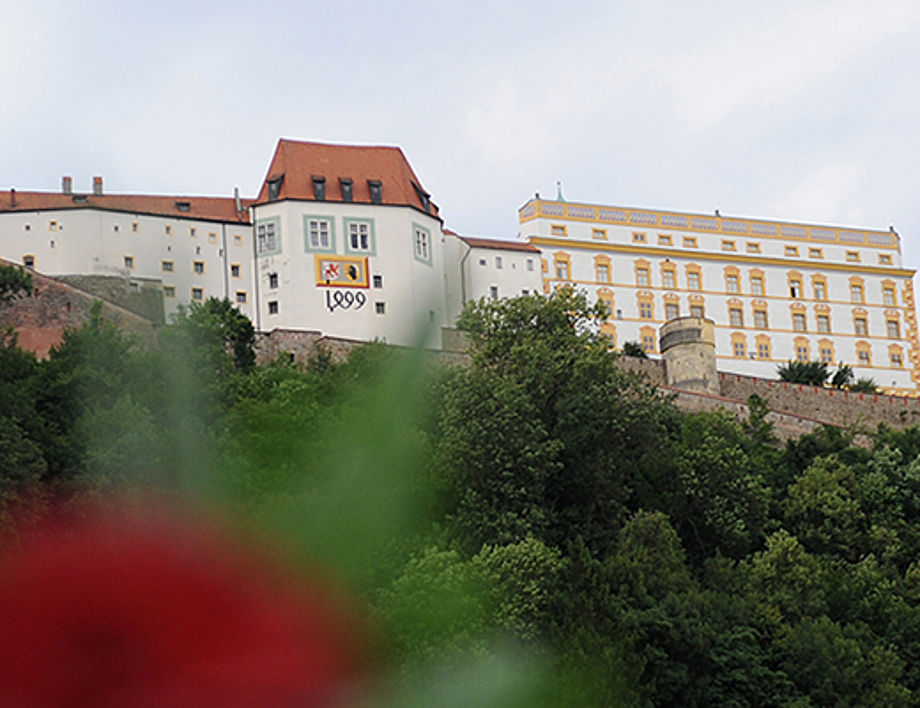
[519,196,920,393]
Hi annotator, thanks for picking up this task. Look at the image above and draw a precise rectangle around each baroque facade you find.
[519,196,919,394]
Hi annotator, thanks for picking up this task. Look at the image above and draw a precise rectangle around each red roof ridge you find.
[458,235,540,253]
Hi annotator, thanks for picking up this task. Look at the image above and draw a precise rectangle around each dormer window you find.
[72,195,88,204]
[267,175,284,202]
[175,201,191,212]
[412,182,430,213]
[312,176,326,201]
[340,178,353,202]
[368,180,382,204]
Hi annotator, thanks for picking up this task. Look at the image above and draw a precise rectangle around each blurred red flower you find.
[0,508,364,707]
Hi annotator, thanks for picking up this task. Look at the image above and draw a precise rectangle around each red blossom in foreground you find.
[0,509,364,707]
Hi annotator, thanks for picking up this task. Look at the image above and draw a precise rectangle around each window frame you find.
[343,218,376,256]
[303,215,336,253]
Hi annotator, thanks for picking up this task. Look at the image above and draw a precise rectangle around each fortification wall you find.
[0,267,155,357]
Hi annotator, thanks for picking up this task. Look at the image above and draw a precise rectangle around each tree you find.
[850,377,878,393]
[830,363,854,389]
[0,263,32,305]
[777,360,829,386]
[621,341,647,358]
[447,289,680,552]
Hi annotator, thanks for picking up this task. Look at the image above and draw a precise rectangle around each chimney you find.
[9,187,16,207]
[62,176,73,195]
[233,186,241,218]
[93,176,103,196]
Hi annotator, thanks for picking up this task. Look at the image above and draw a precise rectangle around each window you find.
[345,219,374,253]
[816,314,830,333]
[721,240,736,251]
[268,273,279,289]
[808,248,823,259]
[754,309,768,329]
[161,260,174,272]
[305,218,333,251]
[191,287,204,301]
[414,226,431,263]
[268,300,279,314]
[726,274,739,293]
[555,261,570,280]
[746,242,761,254]
[340,178,353,202]
[757,339,771,359]
[858,348,871,366]
[819,342,834,363]
[795,341,809,362]
[368,180,382,204]
[49,220,58,232]
[784,245,799,257]
[24,224,30,231]
[641,329,656,353]
[887,320,901,338]
[163,285,176,298]
[113,224,120,233]
[233,234,243,246]
[257,220,278,254]
[665,302,679,320]
[687,271,701,291]
[526,259,534,272]
[495,256,502,269]
[813,282,827,300]
[683,237,697,248]
[165,225,172,235]
[230,264,241,278]
[733,339,746,358]
[373,274,383,288]
[658,234,672,245]
[662,269,676,289]
[551,225,566,236]
[854,316,868,336]
[479,258,487,266]
[793,313,806,332]
[639,300,654,320]
[883,286,896,306]
[597,264,610,283]
[690,304,705,318]
[879,254,892,265]
[592,228,607,240]
[22,255,35,270]
[851,284,864,303]
[124,255,134,269]
[846,251,860,262]
[375,302,386,314]
[312,176,326,200]
[489,286,499,300]
[790,279,802,298]
[235,291,247,304]
[207,232,217,244]
[176,202,191,212]
[636,267,650,287]
[891,349,904,367]
[190,228,197,238]
[132,222,139,233]
[632,232,647,243]
[193,261,205,274]
[729,308,743,327]
[751,276,764,296]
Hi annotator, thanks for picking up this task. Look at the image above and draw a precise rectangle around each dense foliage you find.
[3,289,920,703]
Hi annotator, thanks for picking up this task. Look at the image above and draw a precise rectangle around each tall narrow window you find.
[662,269,676,289]
[883,286,896,306]
[729,307,743,327]
[887,320,901,338]
[751,275,764,295]
[349,222,371,251]
[816,314,830,333]
[312,176,326,200]
[597,263,610,283]
[340,178,353,202]
[415,227,431,263]
[257,221,277,254]
[792,313,806,332]
[726,274,739,293]
[851,284,864,303]
[687,271,701,291]
[636,267,650,287]
[308,219,332,250]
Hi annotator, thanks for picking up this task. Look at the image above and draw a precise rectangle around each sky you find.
[3,0,920,266]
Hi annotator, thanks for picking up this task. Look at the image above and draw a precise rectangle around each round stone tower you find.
[659,316,719,395]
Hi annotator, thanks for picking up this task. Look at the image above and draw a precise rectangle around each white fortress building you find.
[519,196,920,393]
[0,138,917,393]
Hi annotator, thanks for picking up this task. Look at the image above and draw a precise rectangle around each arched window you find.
[640,325,657,354]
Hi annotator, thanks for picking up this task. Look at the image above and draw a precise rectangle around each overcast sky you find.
[3,1,920,265]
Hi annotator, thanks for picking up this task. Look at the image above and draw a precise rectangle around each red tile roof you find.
[0,191,251,223]
[460,236,540,253]
[255,139,439,218]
